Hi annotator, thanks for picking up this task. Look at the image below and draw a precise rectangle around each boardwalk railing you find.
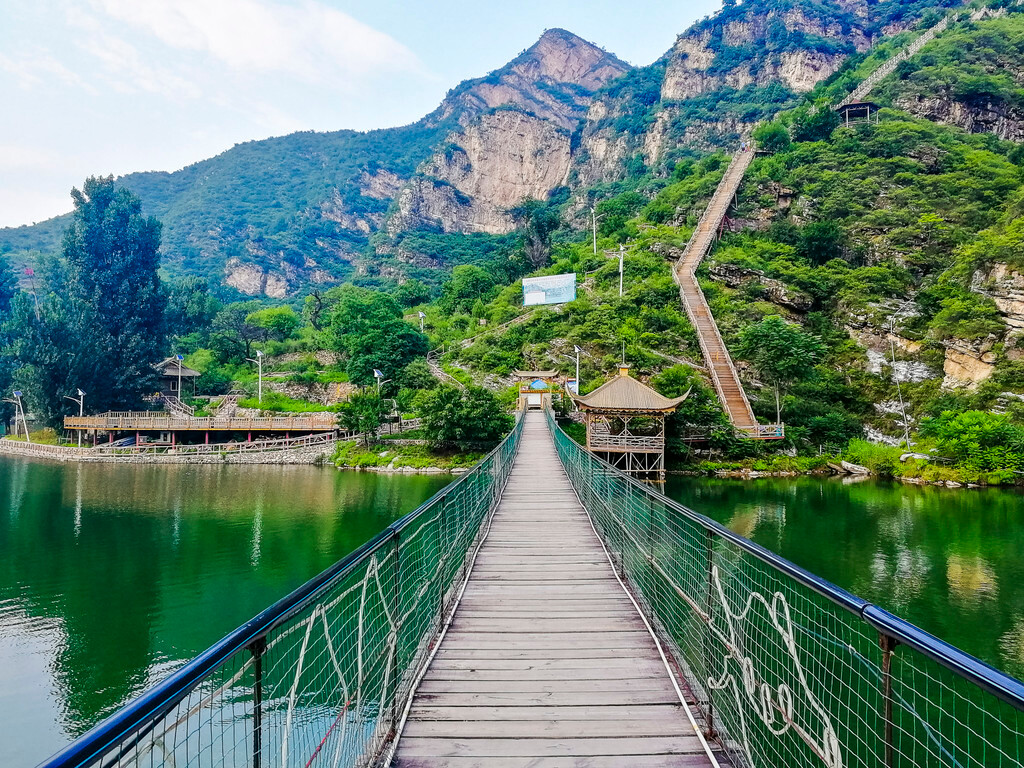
[547,410,1024,768]
[39,415,524,768]
[65,412,338,431]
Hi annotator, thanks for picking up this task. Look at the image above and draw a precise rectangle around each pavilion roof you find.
[154,357,201,377]
[572,367,688,413]
[512,370,559,379]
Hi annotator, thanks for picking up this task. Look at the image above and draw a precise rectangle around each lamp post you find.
[175,354,184,401]
[63,389,85,448]
[5,391,28,442]
[246,350,264,404]
[373,369,390,394]
[418,311,426,332]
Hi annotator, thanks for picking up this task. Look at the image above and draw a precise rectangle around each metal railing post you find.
[703,529,717,739]
[388,530,402,730]
[249,637,267,768]
[880,633,899,768]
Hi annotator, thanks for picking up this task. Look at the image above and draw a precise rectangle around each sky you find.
[0,0,721,229]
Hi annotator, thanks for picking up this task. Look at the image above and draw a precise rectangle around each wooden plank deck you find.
[393,411,723,768]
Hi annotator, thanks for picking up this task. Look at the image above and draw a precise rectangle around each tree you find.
[510,198,561,269]
[791,106,840,143]
[337,389,387,446]
[0,256,16,316]
[393,278,432,308]
[166,276,218,346]
[439,266,496,314]
[246,306,300,342]
[13,177,166,424]
[799,221,844,265]
[752,121,791,153]
[211,301,265,360]
[737,316,826,423]
[322,284,429,386]
[421,385,513,451]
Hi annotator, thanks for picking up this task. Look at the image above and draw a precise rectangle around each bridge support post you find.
[880,633,899,768]
[249,636,266,768]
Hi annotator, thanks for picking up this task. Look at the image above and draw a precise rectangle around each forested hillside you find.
[0,0,968,299]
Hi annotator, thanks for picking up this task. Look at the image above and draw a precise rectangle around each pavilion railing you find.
[548,409,1024,768]
[39,415,523,768]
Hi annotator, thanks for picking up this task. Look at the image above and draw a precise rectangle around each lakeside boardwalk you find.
[393,411,723,768]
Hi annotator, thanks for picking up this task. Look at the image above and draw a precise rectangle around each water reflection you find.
[665,476,1024,681]
[0,458,449,766]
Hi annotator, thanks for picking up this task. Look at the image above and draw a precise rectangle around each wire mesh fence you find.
[41,416,523,768]
[547,410,1024,768]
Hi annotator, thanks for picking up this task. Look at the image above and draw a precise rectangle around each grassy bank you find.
[332,440,484,470]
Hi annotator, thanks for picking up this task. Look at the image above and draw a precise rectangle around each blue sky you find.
[0,0,720,228]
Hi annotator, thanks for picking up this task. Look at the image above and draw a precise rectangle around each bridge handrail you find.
[39,414,525,768]
[546,410,1024,768]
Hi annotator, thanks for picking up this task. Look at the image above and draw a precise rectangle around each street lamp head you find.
[13,391,22,398]
[256,350,263,358]
[175,354,184,361]
[77,389,86,397]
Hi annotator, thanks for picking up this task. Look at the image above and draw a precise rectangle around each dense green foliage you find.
[421,385,514,451]
[11,178,166,424]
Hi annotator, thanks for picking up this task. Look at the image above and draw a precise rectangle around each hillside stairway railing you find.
[672,148,783,440]
[547,409,1024,768]
[38,415,524,768]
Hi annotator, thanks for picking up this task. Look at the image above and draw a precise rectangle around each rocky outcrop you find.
[392,110,573,234]
[972,262,1024,333]
[224,259,289,299]
[894,95,1024,143]
[709,262,814,312]
[943,337,998,389]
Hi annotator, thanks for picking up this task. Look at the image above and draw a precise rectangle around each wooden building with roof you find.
[154,356,201,400]
[571,365,688,481]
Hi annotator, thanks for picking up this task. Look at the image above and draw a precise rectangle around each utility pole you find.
[619,245,625,297]
[590,206,605,255]
[574,345,581,393]
[888,299,915,447]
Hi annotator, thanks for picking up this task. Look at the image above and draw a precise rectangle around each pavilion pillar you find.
[135,431,140,452]
[248,432,252,443]
[108,431,113,445]
[171,432,176,449]
[205,431,209,445]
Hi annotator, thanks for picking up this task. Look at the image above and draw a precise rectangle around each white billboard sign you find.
[522,273,577,306]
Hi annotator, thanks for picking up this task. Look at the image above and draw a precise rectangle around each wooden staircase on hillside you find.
[673,149,784,440]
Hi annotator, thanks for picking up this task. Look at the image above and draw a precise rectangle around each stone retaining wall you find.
[0,438,335,465]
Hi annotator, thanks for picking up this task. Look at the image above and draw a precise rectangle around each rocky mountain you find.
[0,0,968,298]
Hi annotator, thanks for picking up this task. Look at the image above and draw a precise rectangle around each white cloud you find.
[0,144,61,171]
[91,0,423,82]
[0,50,86,90]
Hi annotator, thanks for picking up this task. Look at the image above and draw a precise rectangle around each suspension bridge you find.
[40,409,1024,768]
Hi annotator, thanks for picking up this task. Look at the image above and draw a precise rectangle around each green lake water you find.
[0,459,450,767]
[664,475,1024,684]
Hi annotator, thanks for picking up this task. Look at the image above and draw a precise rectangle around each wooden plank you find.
[422,666,670,681]
[394,756,715,768]
[397,736,704,757]
[427,658,668,673]
[402,718,695,739]
[413,690,679,707]
[407,704,686,722]
[417,678,675,694]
